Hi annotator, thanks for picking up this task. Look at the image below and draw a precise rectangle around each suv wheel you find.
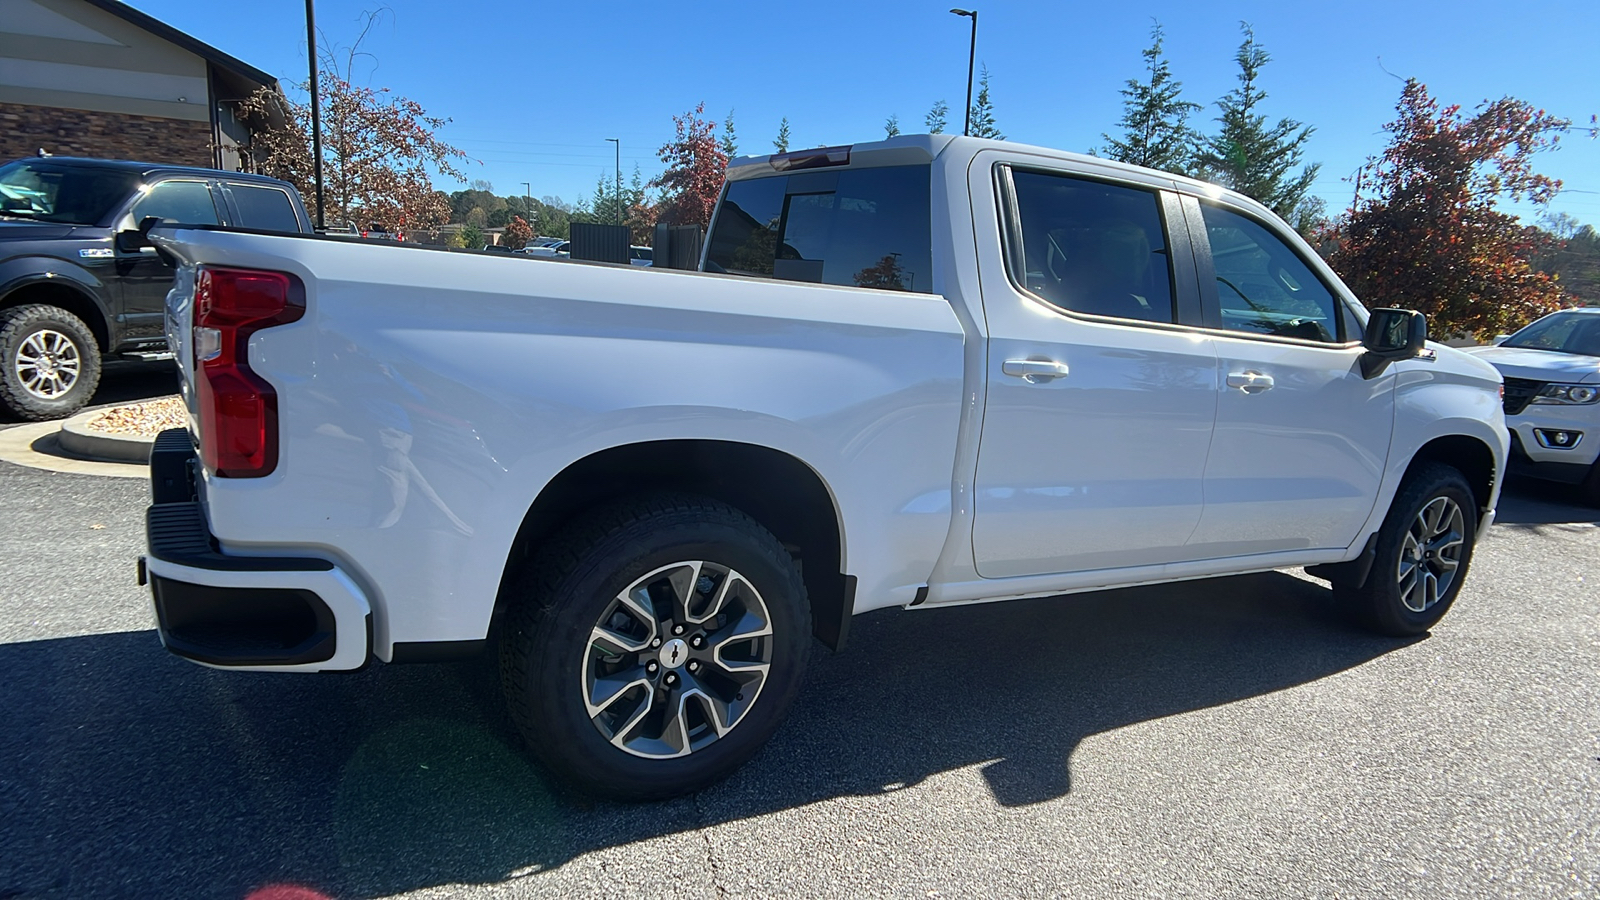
[1334,462,1478,636]
[499,494,811,800]
[0,304,102,421]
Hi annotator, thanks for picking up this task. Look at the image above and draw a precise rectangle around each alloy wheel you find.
[14,329,82,400]
[580,560,773,759]
[1397,495,1466,613]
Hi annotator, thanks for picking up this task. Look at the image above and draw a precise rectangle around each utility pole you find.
[521,180,532,232]
[949,8,978,137]
[606,138,621,225]
[306,0,324,228]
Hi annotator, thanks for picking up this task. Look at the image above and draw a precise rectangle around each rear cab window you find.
[706,165,932,293]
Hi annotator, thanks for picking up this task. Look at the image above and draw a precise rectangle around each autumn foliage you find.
[1325,80,1572,339]
[502,215,533,251]
[651,103,728,229]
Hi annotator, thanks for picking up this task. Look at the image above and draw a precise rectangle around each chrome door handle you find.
[1002,359,1070,382]
[1226,370,1275,393]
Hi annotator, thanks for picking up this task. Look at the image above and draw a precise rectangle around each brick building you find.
[0,0,283,170]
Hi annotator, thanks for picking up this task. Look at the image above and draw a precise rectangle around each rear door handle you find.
[1226,370,1275,393]
[1002,359,1070,382]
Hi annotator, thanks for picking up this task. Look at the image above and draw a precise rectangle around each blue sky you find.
[130,0,1600,225]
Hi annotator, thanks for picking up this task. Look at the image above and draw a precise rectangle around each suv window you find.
[706,165,932,292]
[228,183,300,233]
[1503,312,1600,356]
[1201,203,1341,342]
[1008,170,1176,323]
[132,180,219,226]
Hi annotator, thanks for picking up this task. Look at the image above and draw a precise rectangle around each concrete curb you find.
[58,408,156,463]
[0,421,147,478]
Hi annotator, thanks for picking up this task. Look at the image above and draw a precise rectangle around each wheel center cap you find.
[659,638,689,669]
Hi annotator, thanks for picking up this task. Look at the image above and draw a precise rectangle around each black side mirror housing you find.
[1,197,29,212]
[114,229,149,252]
[1360,308,1428,379]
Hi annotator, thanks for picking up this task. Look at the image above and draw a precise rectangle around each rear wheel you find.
[499,494,811,800]
[0,304,102,421]
[1334,462,1478,636]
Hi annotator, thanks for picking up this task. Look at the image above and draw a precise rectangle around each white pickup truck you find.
[140,135,1508,799]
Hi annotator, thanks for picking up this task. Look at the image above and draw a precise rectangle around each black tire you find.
[1579,461,1600,508]
[0,304,102,421]
[1334,462,1479,636]
[498,494,811,801]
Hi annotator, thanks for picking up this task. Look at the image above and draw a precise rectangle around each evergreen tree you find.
[885,114,901,138]
[1194,23,1320,226]
[969,65,1003,139]
[721,110,738,158]
[1101,23,1200,174]
[925,101,948,135]
[773,117,791,153]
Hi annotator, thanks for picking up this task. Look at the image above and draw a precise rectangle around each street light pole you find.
[605,138,621,225]
[521,180,531,227]
[949,8,977,137]
[305,0,325,228]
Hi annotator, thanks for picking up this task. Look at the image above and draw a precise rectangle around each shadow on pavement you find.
[1493,475,1600,527]
[0,571,1410,899]
[0,360,177,426]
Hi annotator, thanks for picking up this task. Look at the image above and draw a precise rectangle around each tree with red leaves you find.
[1325,80,1575,339]
[236,12,468,233]
[502,215,533,251]
[651,103,728,229]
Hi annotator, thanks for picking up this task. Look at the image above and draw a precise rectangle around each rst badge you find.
[79,248,114,259]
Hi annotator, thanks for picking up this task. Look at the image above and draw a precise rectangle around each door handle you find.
[1226,370,1275,393]
[1002,359,1070,382]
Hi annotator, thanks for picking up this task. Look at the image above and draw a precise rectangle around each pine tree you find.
[885,114,901,138]
[1101,23,1199,174]
[969,65,1003,139]
[721,110,738,158]
[1194,23,1320,227]
[773,117,791,153]
[925,101,948,135]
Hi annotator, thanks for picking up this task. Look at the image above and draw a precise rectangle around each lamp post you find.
[521,180,532,234]
[949,8,977,137]
[305,0,325,228]
[605,138,621,225]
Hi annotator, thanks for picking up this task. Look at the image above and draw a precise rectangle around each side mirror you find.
[1361,308,1428,379]
[115,216,165,253]
[1,197,29,212]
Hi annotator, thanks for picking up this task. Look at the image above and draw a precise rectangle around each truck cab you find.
[0,156,311,420]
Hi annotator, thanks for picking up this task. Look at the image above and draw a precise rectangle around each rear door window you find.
[227,183,301,233]
[1007,170,1177,323]
[706,165,932,292]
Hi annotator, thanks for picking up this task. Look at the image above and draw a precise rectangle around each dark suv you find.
[0,156,312,420]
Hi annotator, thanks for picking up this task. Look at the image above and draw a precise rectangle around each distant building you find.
[0,0,284,170]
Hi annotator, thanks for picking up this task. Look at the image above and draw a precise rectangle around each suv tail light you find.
[193,266,304,477]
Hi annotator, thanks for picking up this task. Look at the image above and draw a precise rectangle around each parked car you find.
[629,245,653,266]
[0,156,312,419]
[1464,308,1600,503]
[522,240,569,258]
[139,135,1506,800]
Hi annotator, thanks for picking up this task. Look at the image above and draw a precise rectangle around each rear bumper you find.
[140,429,371,672]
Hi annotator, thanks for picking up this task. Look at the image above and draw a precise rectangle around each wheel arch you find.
[1403,434,1498,515]
[495,439,853,650]
[0,277,112,352]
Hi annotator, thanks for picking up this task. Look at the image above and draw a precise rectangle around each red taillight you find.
[193,266,304,477]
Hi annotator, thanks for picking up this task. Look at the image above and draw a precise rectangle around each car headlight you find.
[1531,383,1600,405]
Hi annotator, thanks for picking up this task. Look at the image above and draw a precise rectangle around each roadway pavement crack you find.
[695,794,730,899]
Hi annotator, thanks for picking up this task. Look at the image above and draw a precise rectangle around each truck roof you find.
[5,156,296,189]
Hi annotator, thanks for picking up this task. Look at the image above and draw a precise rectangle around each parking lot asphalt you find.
[1,449,1596,899]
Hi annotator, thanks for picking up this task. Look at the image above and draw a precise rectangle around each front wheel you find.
[1335,462,1479,636]
[499,495,811,800]
[0,304,103,421]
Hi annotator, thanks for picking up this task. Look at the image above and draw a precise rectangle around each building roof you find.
[78,0,278,95]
